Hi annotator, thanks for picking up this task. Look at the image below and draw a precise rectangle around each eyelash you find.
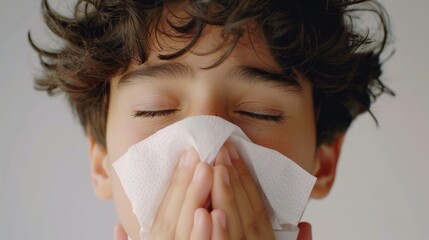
[132,109,285,122]
[237,111,285,122]
[132,109,178,118]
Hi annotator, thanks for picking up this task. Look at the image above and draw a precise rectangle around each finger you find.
[211,161,243,239]
[149,148,199,239]
[176,161,213,239]
[210,209,229,240]
[225,142,275,239]
[189,208,212,240]
[215,147,261,240]
[113,224,127,240]
[297,222,312,240]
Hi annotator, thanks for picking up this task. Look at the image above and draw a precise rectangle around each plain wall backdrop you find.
[1,0,428,239]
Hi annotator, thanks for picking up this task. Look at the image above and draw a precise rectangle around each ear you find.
[88,134,113,200]
[311,134,345,199]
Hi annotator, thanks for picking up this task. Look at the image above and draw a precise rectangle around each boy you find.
[30,0,392,239]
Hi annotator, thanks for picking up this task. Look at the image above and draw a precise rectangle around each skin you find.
[88,25,344,239]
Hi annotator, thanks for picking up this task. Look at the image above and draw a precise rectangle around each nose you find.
[187,99,229,119]
[185,88,230,120]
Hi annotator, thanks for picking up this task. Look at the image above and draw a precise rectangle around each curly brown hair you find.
[29,0,394,147]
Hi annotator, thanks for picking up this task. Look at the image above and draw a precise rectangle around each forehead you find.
[114,24,307,92]
[145,15,279,69]
[111,19,311,94]
[110,6,310,92]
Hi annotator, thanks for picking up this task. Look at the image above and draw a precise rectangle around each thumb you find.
[297,222,312,240]
[113,224,128,240]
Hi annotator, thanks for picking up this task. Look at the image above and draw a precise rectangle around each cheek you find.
[287,120,317,172]
[241,99,317,173]
[106,89,152,239]
[106,90,160,163]
[284,86,317,172]
[246,125,316,173]
[111,170,141,239]
[105,104,143,163]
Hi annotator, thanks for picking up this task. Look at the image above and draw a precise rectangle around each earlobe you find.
[88,134,113,200]
[311,134,345,199]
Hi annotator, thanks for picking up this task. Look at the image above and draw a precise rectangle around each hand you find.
[114,222,312,240]
[297,222,313,240]
[113,224,127,240]
[114,148,230,240]
[210,144,275,239]
[211,143,313,240]
[148,148,227,239]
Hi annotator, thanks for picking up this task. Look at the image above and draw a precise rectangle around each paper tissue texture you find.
[113,115,316,240]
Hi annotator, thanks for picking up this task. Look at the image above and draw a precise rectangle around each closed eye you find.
[235,111,285,123]
[132,109,285,122]
[132,109,179,118]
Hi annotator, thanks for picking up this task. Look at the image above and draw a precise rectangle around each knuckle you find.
[234,160,252,177]
[256,206,271,223]
[245,219,261,237]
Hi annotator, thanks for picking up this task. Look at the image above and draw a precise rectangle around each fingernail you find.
[227,144,239,160]
[194,209,203,226]
[192,162,204,182]
[222,168,230,186]
[180,149,194,168]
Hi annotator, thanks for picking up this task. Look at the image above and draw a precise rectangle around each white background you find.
[1,0,428,239]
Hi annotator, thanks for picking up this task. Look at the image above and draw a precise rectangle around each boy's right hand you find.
[148,148,227,239]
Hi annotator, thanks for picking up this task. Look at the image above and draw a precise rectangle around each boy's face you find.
[89,25,342,239]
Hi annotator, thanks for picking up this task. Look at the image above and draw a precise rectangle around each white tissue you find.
[113,116,316,240]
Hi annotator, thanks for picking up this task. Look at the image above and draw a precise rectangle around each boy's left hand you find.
[210,143,276,239]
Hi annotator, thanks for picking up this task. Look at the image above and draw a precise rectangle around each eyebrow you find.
[118,62,302,91]
[119,62,193,87]
[231,66,302,91]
